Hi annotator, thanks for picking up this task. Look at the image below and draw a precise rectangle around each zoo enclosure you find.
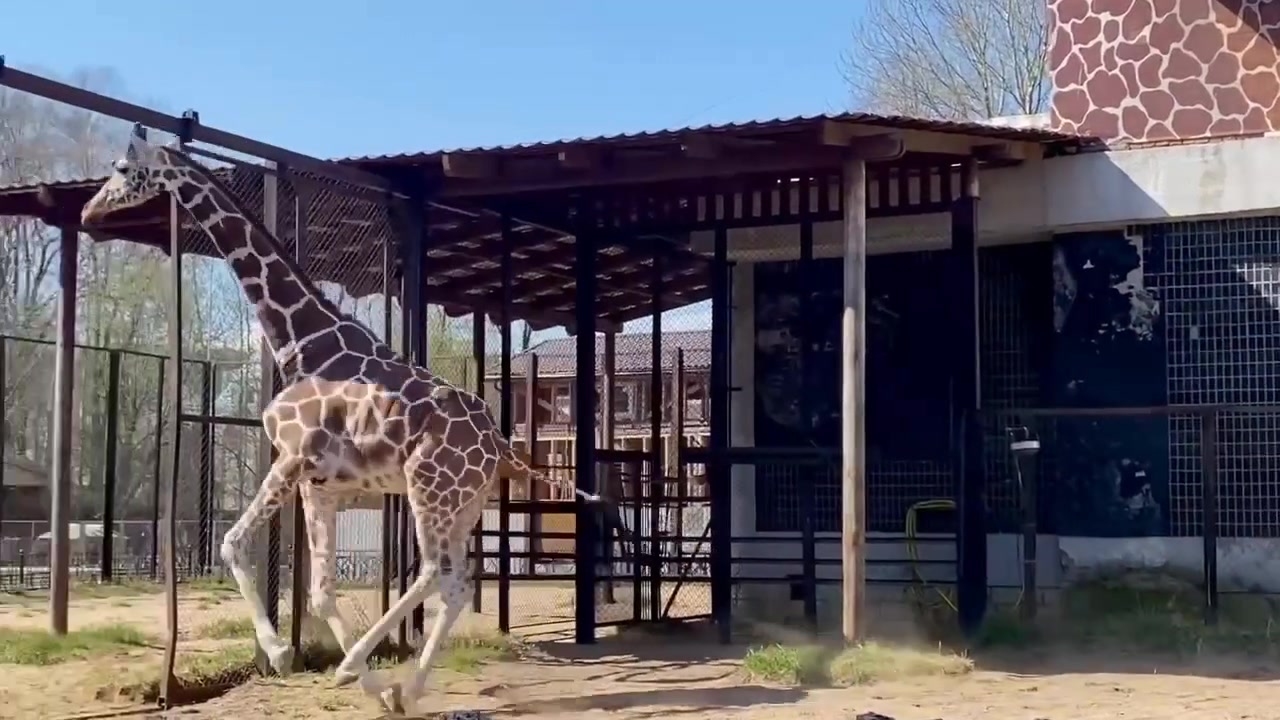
[0,56,1103,705]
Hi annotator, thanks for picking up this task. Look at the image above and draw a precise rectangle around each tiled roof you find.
[487,329,711,378]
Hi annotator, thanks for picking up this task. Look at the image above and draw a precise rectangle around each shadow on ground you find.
[497,685,806,717]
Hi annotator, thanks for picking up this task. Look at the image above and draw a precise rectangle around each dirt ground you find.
[4,584,1280,720]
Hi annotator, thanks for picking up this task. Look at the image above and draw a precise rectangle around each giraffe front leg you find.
[220,461,297,674]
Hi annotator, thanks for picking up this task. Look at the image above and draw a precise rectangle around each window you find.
[613,383,636,422]
[552,387,572,423]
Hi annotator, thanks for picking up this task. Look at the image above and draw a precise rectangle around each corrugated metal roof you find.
[0,112,1080,195]
[340,112,1083,164]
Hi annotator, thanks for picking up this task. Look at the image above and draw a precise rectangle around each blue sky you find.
[6,1,862,343]
[5,1,862,159]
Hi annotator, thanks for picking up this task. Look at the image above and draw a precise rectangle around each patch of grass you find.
[182,577,238,594]
[827,642,973,686]
[195,616,258,640]
[438,631,520,674]
[1060,577,1280,656]
[742,644,830,685]
[742,641,972,687]
[0,623,154,665]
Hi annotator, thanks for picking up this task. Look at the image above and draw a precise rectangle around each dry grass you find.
[0,623,155,665]
[742,640,971,687]
[964,575,1280,658]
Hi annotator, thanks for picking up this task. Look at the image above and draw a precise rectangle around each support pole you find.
[288,183,309,664]
[0,338,7,547]
[498,213,514,634]
[601,330,617,605]
[1200,408,1219,625]
[798,199,818,629]
[471,311,487,614]
[198,361,215,575]
[255,168,282,675]
[379,240,394,618]
[573,231,599,645]
[709,224,732,644]
[525,355,541,567]
[161,193,183,704]
[648,245,664,622]
[101,351,121,582]
[150,358,164,580]
[48,225,79,636]
[951,158,986,634]
[398,187,428,644]
[841,159,868,644]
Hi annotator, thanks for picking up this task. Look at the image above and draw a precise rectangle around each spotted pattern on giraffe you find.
[78,130,603,717]
[1049,0,1280,142]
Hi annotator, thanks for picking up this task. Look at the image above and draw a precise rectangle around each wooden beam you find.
[820,123,906,161]
[972,142,1025,164]
[557,146,602,171]
[438,144,853,198]
[441,153,501,179]
[681,133,721,160]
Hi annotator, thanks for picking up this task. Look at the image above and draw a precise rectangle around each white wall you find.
[692,134,1280,256]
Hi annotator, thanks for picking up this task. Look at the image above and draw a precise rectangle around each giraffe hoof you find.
[380,683,405,715]
[333,667,363,688]
[266,645,294,676]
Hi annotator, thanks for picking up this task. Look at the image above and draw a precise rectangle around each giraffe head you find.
[80,126,176,226]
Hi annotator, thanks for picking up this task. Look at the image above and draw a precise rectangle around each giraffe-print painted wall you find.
[1048,0,1280,142]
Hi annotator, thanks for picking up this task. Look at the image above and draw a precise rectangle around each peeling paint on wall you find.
[1048,230,1169,538]
[1111,234,1160,341]
[1052,245,1076,333]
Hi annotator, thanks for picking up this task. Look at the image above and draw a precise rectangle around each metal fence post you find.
[1200,408,1219,626]
[198,360,215,575]
[0,336,7,546]
[150,357,165,580]
[101,351,121,581]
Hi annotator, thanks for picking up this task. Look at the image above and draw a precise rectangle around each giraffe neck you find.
[156,149,390,373]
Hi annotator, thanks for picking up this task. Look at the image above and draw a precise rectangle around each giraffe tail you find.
[496,440,602,503]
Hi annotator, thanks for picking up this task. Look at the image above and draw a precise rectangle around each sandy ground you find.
[3,584,1280,720]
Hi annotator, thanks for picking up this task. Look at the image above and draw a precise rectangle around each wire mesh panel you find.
[1153,218,1280,538]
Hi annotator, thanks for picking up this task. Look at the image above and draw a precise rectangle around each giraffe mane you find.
[159,147,385,342]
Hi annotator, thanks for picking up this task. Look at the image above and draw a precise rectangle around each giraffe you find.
[79,129,604,715]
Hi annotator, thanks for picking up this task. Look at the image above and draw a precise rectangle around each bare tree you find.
[843,0,1049,121]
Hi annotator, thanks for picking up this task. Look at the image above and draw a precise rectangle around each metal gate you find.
[594,448,713,627]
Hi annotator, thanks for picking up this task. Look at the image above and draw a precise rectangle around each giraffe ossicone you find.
[80,130,604,716]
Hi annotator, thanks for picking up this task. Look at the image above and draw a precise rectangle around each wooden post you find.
[952,159,986,634]
[255,168,282,673]
[841,157,868,644]
[48,225,79,636]
[601,331,617,603]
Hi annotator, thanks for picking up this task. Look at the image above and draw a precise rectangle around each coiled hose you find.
[904,498,1027,615]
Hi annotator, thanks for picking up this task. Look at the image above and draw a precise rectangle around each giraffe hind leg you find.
[299,486,359,652]
[401,529,470,707]
[219,460,297,673]
[399,465,492,712]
